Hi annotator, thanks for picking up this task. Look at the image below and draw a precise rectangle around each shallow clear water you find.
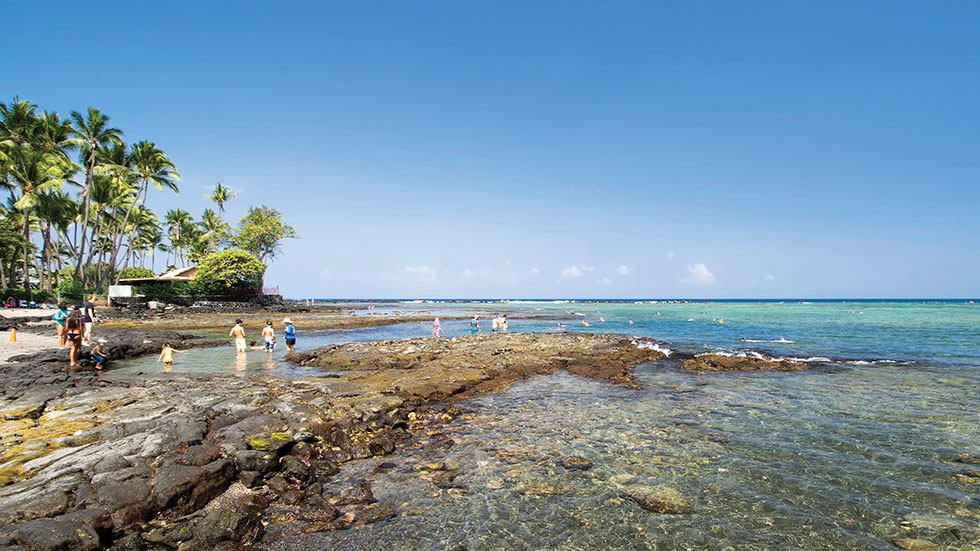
[119,301,980,549]
[269,365,980,550]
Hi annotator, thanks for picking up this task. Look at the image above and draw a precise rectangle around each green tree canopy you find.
[231,205,296,263]
[194,248,266,295]
[117,266,154,280]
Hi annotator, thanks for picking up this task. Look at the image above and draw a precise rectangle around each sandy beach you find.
[0,309,60,364]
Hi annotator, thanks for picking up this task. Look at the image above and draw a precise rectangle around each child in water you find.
[157,342,183,369]
[262,321,277,352]
[432,317,441,337]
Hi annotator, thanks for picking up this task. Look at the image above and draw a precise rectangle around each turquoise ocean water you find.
[118,300,980,550]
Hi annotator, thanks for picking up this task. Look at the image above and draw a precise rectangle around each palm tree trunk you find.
[0,254,7,289]
[109,182,144,278]
[22,207,32,294]
[42,222,53,291]
[74,162,94,286]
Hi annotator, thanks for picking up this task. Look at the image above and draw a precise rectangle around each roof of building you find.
[118,265,198,284]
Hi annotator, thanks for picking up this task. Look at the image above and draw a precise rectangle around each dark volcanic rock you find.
[296,496,340,523]
[233,450,278,473]
[10,517,101,551]
[335,481,375,505]
[190,499,264,546]
[558,456,594,471]
[677,353,808,372]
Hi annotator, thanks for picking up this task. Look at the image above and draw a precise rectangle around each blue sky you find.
[5,1,979,298]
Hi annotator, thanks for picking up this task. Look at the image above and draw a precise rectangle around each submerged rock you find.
[892,538,939,551]
[622,487,692,514]
[558,456,594,471]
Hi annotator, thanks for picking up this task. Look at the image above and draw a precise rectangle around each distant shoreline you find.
[285,298,978,303]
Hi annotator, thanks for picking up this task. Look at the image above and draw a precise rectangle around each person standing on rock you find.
[82,295,97,346]
[230,319,247,353]
[283,318,296,351]
[51,302,69,348]
[65,308,84,368]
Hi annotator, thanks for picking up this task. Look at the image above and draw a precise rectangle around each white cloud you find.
[599,277,612,285]
[463,269,474,277]
[616,265,633,275]
[582,265,596,272]
[561,266,584,278]
[529,268,541,275]
[681,263,716,284]
[764,274,776,281]
[403,266,439,282]
[666,251,676,259]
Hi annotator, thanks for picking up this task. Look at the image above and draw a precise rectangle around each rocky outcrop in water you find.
[289,332,668,397]
[677,353,809,372]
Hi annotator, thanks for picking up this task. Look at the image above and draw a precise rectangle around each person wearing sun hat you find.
[282,318,296,351]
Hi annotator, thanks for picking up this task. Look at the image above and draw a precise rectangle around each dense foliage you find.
[0,288,53,303]
[230,206,296,264]
[134,281,207,298]
[194,249,266,295]
[117,266,155,280]
[1,98,295,299]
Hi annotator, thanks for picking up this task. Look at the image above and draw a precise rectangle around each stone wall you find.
[111,294,283,309]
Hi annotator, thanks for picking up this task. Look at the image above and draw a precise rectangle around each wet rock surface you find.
[0,331,669,549]
[3,326,214,369]
[289,332,669,397]
[677,353,810,372]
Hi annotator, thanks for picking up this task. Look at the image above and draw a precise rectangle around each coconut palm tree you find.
[204,182,236,213]
[33,111,75,160]
[197,208,229,256]
[5,147,66,291]
[0,98,39,150]
[69,107,122,285]
[164,209,192,266]
[121,206,160,269]
[34,190,79,290]
[111,141,178,273]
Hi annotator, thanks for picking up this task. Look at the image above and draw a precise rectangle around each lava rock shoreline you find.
[0,329,810,550]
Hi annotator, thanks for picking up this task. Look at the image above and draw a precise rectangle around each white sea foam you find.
[851,359,915,366]
[632,340,672,357]
[498,300,571,304]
